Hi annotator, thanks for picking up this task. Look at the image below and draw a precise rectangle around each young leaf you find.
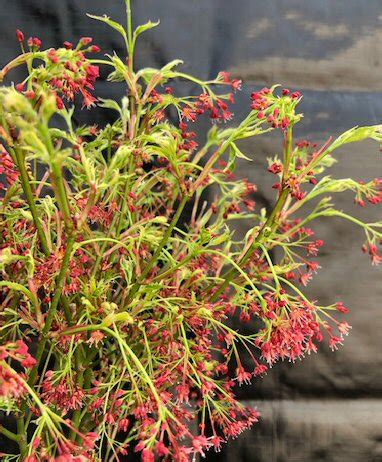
[98,98,123,115]
[87,14,128,46]
[133,20,160,43]
[230,142,252,161]
[161,59,184,73]
[329,125,382,152]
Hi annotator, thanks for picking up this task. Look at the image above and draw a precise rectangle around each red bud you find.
[16,29,24,42]
[80,37,93,46]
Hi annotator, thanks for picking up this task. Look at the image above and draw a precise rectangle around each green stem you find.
[60,324,165,412]
[0,281,38,307]
[13,146,50,255]
[0,424,21,442]
[38,124,75,324]
[16,418,27,458]
[126,0,133,44]
[49,163,74,232]
[28,235,76,386]
[208,126,294,302]
[328,210,379,232]
[12,140,75,332]
[282,125,294,183]
[0,52,43,81]
[126,0,134,69]
[42,237,75,333]
[127,195,188,301]
[151,252,197,282]
[70,372,85,441]
[38,123,74,234]
[208,188,289,302]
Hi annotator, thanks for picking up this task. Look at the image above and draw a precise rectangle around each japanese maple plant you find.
[0,2,381,461]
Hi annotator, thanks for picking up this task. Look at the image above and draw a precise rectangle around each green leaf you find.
[161,59,183,73]
[0,396,18,415]
[209,230,231,247]
[207,125,220,144]
[329,125,382,152]
[87,14,128,43]
[120,258,134,285]
[105,54,129,82]
[22,131,50,163]
[102,311,134,327]
[136,60,184,84]
[199,228,212,245]
[0,248,25,270]
[133,20,160,43]
[98,98,122,114]
[230,142,252,161]
[0,281,38,307]
[107,145,134,174]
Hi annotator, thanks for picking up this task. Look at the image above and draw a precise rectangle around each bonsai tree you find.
[0,1,381,460]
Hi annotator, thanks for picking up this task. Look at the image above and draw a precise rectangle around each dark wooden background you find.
[1,1,381,460]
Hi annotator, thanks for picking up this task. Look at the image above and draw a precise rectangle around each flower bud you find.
[16,29,24,42]
[80,37,93,46]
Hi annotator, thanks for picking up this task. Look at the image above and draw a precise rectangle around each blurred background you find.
[1,1,382,461]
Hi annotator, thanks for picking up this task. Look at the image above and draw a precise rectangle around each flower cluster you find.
[14,34,100,109]
[0,146,19,190]
[0,2,381,461]
[0,341,36,400]
[251,86,301,130]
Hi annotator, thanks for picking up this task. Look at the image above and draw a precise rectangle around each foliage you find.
[0,2,382,461]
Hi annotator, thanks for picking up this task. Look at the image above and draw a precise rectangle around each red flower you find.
[0,148,19,187]
[254,364,268,377]
[329,336,343,351]
[80,37,93,46]
[192,435,212,457]
[157,441,169,456]
[219,71,231,82]
[336,302,349,314]
[28,37,42,49]
[141,449,155,462]
[182,106,197,122]
[268,162,283,174]
[337,322,351,335]
[235,366,252,385]
[16,29,24,42]
[231,79,242,91]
